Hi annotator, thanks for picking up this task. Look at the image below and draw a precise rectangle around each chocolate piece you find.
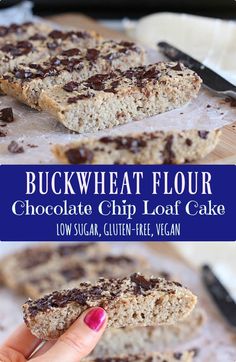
[63,81,79,92]
[8,140,24,154]
[1,41,33,57]
[185,138,192,146]
[86,48,100,62]
[163,135,175,163]
[65,147,94,164]
[29,33,46,41]
[61,48,81,57]
[100,136,147,153]
[0,108,14,123]
[198,131,209,139]
[171,63,183,71]
[21,249,52,269]
[57,243,94,257]
[61,266,86,281]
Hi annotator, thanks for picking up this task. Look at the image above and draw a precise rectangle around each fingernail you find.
[84,307,106,332]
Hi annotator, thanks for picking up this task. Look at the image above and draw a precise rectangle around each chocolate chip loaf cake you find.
[22,254,149,298]
[0,22,53,44]
[53,128,220,164]
[38,62,202,133]
[23,273,197,340]
[88,307,204,359]
[85,351,196,362]
[0,40,145,109]
[0,28,104,75]
[0,243,105,292]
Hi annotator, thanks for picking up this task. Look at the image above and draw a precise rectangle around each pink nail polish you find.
[84,307,106,332]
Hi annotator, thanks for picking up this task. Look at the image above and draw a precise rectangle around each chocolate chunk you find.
[0,108,14,123]
[198,131,209,139]
[100,136,147,153]
[65,147,94,164]
[173,352,183,360]
[21,249,52,269]
[49,30,65,39]
[15,68,33,80]
[61,48,81,57]
[86,48,100,62]
[63,81,79,92]
[29,33,46,41]
[50,57,61,66]
[171,62,183,71]
[61,266,86,281]
[8,140,24,154]
[1,40,33,57]
[104,255,134,264]
[131,273,158,295]
[164,135,175,163]
[47,41,59,50]
[185,138,192,146]
[85,74,111,91]
[58,243,94,257]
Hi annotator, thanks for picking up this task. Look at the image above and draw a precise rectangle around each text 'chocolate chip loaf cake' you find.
[53,129,221,165]
[23,273,197,340]
[38,62,202,133]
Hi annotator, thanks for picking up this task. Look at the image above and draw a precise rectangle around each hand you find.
[0,307,107,362]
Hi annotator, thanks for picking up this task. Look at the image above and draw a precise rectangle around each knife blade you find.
[158,41,236,99]
[202,265,236,329]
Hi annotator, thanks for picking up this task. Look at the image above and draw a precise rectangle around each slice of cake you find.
[53,128,220,164]
[0,243,104,292]
[0,40,145,109]
[22,273,197,340]
[38,62,202,133]
[23,254,149,298]
[88,307,204,358]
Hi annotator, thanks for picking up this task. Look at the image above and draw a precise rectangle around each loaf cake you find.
[88,307,204,358]
[0,40,145,109]
[0,243,104,292]
[0,28,104,75]
[23,273,197,340]
[53,128,220,164]
[22,254,149,298]
[85,350,196,362]
[0,22,53,44]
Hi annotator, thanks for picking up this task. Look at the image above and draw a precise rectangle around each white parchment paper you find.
[0,243,235,362]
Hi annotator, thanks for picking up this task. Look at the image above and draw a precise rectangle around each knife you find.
[158,41,236,100]
[202,265,236,329]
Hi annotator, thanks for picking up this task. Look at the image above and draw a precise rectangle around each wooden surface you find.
[48,13,236,164]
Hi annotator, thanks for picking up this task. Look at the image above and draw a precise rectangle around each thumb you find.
[42,307,107,362]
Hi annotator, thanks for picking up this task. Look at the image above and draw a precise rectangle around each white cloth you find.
[127,12,236,85]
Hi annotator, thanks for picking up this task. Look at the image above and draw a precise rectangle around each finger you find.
[2,324,41,359]
[43,307,107,362]
[30,340,56,358]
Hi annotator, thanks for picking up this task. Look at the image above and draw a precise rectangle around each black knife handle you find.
[202,265,236,328]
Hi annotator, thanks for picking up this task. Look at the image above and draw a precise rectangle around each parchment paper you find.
[0,243,235,361]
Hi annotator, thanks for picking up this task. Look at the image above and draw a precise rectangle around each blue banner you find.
[0,165,235,241]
